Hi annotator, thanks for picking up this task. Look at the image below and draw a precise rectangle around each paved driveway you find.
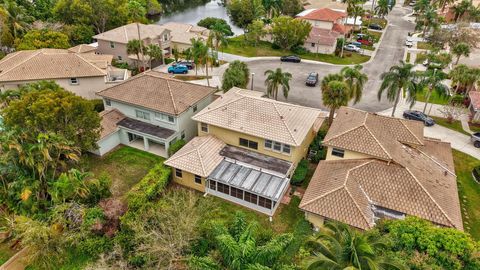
[245,3,415,112]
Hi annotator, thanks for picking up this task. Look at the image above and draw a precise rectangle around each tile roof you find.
[68,44,97,54]
[99,109,125,139]
[306,27,340,46]
[323,107,424,160]
[332,23,351,34]
[301,107,462,230]
[164,135,225,177]
[161,22,209,45]
[192,88,326,146]
[96,71,216,115]
[93,23,169,44]
[0,49,108,82]
[298,8,346,22]
[469,90,480,111]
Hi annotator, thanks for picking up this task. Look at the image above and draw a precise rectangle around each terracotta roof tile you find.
[306,27,341,46]
[97,71,216,115]
[299,8,346,22]
[93,23,169,44]
[99,109,125,139]
[469,90,480,110]
[192,88,327,146]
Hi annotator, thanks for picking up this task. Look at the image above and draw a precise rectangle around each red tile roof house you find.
[468,90,480,122]
[296,8,352,54]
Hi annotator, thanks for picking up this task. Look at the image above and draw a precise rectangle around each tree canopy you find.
[198,17,234,36]
[16,29,70,50]
[271,15,311,50]
[222,60,250,91]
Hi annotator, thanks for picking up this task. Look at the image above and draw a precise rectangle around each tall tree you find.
[321,74,349,125]
[416,7,440,37]
[346,1,364,32]
[378,61,419,117]
[452,0,473,22]
[16,29,70,50]
[209,21,229,55]
[1,0,33,39]
[245,19,267,47]
[271,15,312,50]
[222,60,250,92]
[304,221,405,270]
[197,17,234,36]
[419,69,449,113]
[375,0,393,18]
[145,44,163,67]
[280,0,303,16]
[191,38,210,85]
[264,68,292,100]
[227,0,264,32]
[262,0,282,18]
[452,42,470,65]
[340,64,368,104]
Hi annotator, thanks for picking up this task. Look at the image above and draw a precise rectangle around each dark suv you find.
[305,72,319,86]
[368,24,383,30]
[403,110,435,126]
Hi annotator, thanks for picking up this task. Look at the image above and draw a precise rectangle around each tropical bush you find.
[168,139,186,156]
[291,159,308,185]
[309,128,328,163]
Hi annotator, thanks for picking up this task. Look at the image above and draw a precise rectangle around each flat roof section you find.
[118,117,175,139]
[209,159,289,201]
[220,145,292,175]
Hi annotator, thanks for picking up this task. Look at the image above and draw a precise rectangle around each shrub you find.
[77,235,113,257]
[82,173,112,205]
[90,99,105,113]
[168,139,186,156]
[309,128,328,163]
[291,45,308,55]
[291,160,308,185]
[165,58,175,64]
[126,163,171,211]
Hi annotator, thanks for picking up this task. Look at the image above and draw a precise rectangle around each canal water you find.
[155,0,243,35]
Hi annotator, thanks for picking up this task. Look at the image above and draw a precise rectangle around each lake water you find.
[155,0,243,35]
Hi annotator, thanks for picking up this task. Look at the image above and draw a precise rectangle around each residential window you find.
[70,78,78,85]
[332,148,345,158]
[273,141,282,151]
[163,34,169,41]
[201,123,208,133]
[239,138,258,150]
[136,110,150,120]
[217,182,229,194]
[282,144,291,154]
[311,43,315,47]
[244,192,258,204]
[258,197,272,209]
[110,41,115,48]
[230,187,244,200]
[175,168,183,178]
[181,131,186,140]
[154,112,175,123]
[168,116,174,123]
[194,175,202,184]
[105,99,111,106]
[193,105,198,112]
[118,56,122,61]
[264,140,272,149]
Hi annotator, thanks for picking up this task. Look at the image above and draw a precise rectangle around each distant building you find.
[0,48,128,99]
[94,71,216,157]
[165,88,326,217]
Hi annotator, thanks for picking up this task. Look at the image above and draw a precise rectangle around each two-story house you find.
[94,71,216,157]
[0,48,128,99]
[300,107,463,231]
[93,23,172,66]
[165,88,326,217]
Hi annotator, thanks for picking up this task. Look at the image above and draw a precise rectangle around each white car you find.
[405,37,414,47]
[344,44,361,52]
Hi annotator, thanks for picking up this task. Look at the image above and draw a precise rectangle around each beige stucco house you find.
[94,71,216,157]
[0,48,128,99]
[165,88,326,217]
[300,107,463,231]
[161,22,210,52]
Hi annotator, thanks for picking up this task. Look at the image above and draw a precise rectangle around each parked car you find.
[471,132,480,148]
[357,33,368,39]
[173,61,195,70]
[405,37,414,47]
[280,55,301,63]
[305,72,319,86]
[168,65,189,74]
[403,110,435,126]
[409,1,416,6]
[344,44,361,52]
[368,24,383,30]
[357,39,373,46]
[350,41,362,47]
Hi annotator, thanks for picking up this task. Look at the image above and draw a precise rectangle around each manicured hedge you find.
[168,139,186,156]
[291,159,308,186]
[127,162,171,210]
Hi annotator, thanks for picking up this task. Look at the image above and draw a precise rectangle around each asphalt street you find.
[246,4,416,112]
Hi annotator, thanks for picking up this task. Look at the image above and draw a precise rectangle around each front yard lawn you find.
[79,146,163,198]
[223,36,370,65]
[0,243,15,265]
[431,116,469,135]
[416,90,450,105]
[453,150,480,239]
[417,41,433,50]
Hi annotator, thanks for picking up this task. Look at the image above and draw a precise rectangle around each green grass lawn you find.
[223,36,370,65]
[79,146,163,198]
[416,90,450,105]
[0,243,15,265]
[431,116,470,136]
[417,42,433,50]
[453,150,480,239]
[415,52,427,64]
[366,30,382,43]
[469,123,480,133]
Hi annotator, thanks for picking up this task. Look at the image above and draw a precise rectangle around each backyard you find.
[222,36,370,65]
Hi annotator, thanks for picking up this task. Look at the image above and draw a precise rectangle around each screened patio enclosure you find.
[206,158,290,216]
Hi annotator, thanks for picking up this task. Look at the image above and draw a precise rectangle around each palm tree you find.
[452,42,470,65]
[419,69,449,113]
[375,0,393,18]
[417,7,440,37]
[264,68,292,100]
[340,64,368,104]
[322,79,350,125]
[126,39,143,68]
[378,61,419,117]
[435,0,455,12]
[450,64,470,93]
[453,0,472,22]
[348,5,364,33]
[145,44,163,68]
[209,22,228,55]
[304,221,405,270]
[1,0,33,39]
[414,0,430,14]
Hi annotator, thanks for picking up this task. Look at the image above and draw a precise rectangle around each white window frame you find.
[194,174,202,184]
[154,112,175,124]
[264,139,291,155]
[105,99,111,106]
[135,110,150,120]
[201,123,208,133]
[69,78,79,85]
